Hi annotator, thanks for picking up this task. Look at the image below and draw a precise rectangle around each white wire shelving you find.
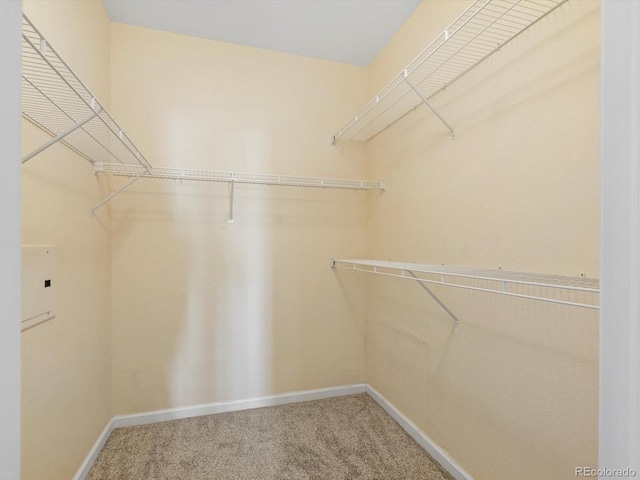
[94,163,386,220]
[332,259,599,327]
[22,13,384,220]
[332,0,568,143]
[96,163,385,190]
[21,15,151,169]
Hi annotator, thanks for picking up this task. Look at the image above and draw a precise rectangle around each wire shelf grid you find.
[96,163,386,191]
[333,0,568,142]
[22,15,151,168]
[332,259,599,310]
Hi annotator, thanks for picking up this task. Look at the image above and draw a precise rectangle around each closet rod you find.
[332,259,599,311]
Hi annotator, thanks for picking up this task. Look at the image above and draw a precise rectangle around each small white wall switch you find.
[21,246,55,331]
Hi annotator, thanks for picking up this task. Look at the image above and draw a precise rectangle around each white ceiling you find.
[102,0,422,67]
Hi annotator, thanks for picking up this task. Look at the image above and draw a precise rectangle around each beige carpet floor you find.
[87,393,454,480]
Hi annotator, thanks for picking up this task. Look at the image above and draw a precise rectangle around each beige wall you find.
[358,1,600,479]
[21,1,113,479]
[108,24,369,414]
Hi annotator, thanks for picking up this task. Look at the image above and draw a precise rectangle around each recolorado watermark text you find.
[576,467,637,477]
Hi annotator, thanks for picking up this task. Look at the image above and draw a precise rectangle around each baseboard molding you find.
[365,385,474,480]
[73,383,472,480]
[111,383,366,429]
[72,419,116,480]
[72,384,365,479]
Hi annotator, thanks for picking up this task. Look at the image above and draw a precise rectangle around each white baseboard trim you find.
[111,383,366,429]
[72,384,365,479]
[72,419,116,480]
[73,383,471,480]
[365,385,474,480]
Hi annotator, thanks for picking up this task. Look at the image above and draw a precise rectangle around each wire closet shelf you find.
[96,163,386,191]
[22,13,385,216]
[332,259,599,311]
[21,14,151,168]
[93,164,386,219]
[333,0,567,143]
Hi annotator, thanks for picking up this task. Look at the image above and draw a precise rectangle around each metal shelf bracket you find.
[22,109,100,164]
[91,164,148,216]
[331,258,460,329]
[229,180,235,224]
[405,269,460,328]
[403,74,455,140]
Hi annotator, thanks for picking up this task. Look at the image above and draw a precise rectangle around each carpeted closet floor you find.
[87,393,454,480]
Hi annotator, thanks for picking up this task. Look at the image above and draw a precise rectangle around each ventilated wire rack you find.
[332,259,599,311]
[96,163,386,190]
[94,163,385,220]
[333,0,568,143]
[22,13,385,216]
[21,15,151,168]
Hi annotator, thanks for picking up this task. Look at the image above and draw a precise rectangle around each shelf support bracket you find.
[228,180,235,224]
[405,269,460,329]
[22,110,100,164]
[403,76,455,139]
[91,168,147,216]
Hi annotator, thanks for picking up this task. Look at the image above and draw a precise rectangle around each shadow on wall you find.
[109,169,276,411]
[109,135,368,413]
[110,180,188,413]
[164,128,275,404]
